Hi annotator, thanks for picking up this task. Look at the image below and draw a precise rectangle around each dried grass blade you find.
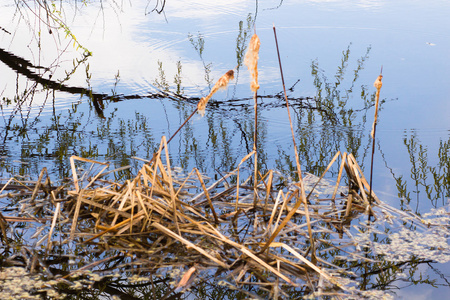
[70,156,80,193]
[269,242,335,283]
[259,190,301,254]
[31,167,46,203]
[332,152,347,201]
[46,202,60,253]
[194,168,219,223]
[263,170,274,213]
[206,223,296,285]
[82,212,144,244]
[176,265,197,292]
[306,151,340,199]
[152,222,229,268]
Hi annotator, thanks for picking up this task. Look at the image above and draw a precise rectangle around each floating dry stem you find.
[197,69,234,116]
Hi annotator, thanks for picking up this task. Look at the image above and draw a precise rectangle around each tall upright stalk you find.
[149,70,234,165]
[272,25,316,261]
[369,69,383,209]
[244,33,261,209]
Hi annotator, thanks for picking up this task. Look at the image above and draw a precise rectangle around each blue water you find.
[1,1,449,298]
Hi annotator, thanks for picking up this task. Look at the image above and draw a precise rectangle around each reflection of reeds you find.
[197,70,234,117]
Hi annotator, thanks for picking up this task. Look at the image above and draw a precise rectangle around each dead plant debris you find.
[2,136,447,299]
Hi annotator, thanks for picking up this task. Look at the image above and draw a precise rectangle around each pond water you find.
[0,0,449,299]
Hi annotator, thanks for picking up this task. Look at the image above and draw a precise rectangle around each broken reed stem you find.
[273,24,316,262]
[369,69,383,210]
[148,108,198,166]
[244,33,261,209]
[194,168,219,223]
[148,70,234,166]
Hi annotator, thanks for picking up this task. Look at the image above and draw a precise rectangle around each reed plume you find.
[244,34,261,92]
[197,69,234,117]
[371,73,383,138]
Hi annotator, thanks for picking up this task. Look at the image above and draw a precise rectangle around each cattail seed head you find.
[197,69,234,117]
[244,34,260,92]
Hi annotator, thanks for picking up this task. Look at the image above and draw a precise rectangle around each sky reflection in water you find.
[0,1,449,298]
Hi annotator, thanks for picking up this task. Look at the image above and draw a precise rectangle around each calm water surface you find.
[0,1,449,299]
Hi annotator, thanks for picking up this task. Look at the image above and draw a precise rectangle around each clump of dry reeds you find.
[23,133,382,298]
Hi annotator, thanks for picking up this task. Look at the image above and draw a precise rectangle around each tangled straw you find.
[197,70,234,117]
[244,34,260,92]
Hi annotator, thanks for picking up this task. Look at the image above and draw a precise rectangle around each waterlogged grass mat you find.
[1,139,448,299]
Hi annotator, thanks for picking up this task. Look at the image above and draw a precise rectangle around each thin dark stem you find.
[369,69,383,219]
[167,108,198,145]
[253,91,258,208]
[149,108,198,164]
[272,24,316,262]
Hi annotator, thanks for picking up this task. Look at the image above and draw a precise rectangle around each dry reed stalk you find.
[244,33,261,209]
[152,222,229,268]
[263,170,274,213]
[267,242,335,283]
[205,223,296,285]
[332,152,348,202]
[274,193,290,233]
[31,167,47,203]
[70,156,80,193]
[306,151,340,199]
[161,136,184,234]
[81,214,138,244]
[259,189,299,253]
[268,190,284,233]
[0,212,7,244]
[46,201,60,253]
[369,70,383,207]
[69,194,131,219]
[176,265,197,292]
[345,192,353,218]
[197,69,234,117]
[116,214,146,235]
[234,150,256,211]
[272,25,316,261]
[194,168,219,223]
[69,156,109,239]
[110,181,132,226]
